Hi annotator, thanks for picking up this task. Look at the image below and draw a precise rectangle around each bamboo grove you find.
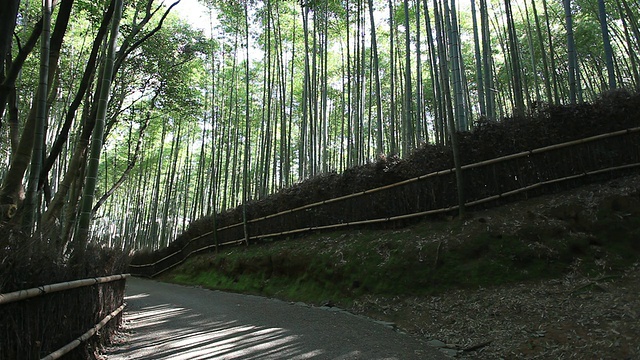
[0,0,638,254]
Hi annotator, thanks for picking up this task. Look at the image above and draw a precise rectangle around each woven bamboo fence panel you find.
[0,275,128,359]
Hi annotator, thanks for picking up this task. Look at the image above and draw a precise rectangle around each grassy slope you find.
[160,175,640,309]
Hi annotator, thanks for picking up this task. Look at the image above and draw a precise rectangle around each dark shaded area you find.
[0,232,128,360]
[166,176,640,306]
[132,90,640,274]
[104,277,446,359]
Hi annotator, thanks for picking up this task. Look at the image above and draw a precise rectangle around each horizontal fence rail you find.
[41,303,126,360]
[0,274,130,305]
[130,127,640,277]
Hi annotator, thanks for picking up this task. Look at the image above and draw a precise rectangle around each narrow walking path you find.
[103,277,446,359]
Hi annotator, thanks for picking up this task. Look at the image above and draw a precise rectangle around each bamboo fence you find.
[131,127,640,277]
[0,274,129,305]
[41,303,126,360]
[0,274,129,359]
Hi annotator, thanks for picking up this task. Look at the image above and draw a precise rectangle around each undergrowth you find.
[161,181,640,308]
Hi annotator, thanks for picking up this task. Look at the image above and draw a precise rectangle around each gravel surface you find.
[101,277,448,359]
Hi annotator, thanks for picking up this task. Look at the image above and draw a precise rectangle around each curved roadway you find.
[103,277,448,359]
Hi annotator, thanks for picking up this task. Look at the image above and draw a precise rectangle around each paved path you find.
[103,277,447,359]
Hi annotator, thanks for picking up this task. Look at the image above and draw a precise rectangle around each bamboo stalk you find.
[217,222,244,232]
[0,274,129,305]
[40,303,126,360]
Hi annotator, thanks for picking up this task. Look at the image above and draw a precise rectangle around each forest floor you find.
[360,259,640,359]
[349,174,640,359]
[162,173,640,359]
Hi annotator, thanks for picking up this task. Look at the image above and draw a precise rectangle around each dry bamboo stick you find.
[0,274,129,305]
[131,220,252,269]
[130,230,230,269]
[40,303,126,360]
[217,222,244,231]
[149,238,246,278]
[129,247,183,268]
[130,226,240,268]
[465,163,640,207]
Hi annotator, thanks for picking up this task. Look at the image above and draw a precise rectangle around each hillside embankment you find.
[163,173,640,359]
[132,89,640,269]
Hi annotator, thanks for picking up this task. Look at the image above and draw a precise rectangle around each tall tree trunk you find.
[530,0,553,103]
[470,0,486,117]
[441,0,465,215]
[353,1,362,165]
[1,0,75,213]
[0,0,22,121]
[423,0,443,144]
[321,2,329,171]
[161,122,180,248]
[597,0,616,90]
[388,0,397,154]
[340,42,347,170]
[564,0,578,104]
[285,5,295,185]
[446,0,466,130]
[0,20,43,125]
[242,0,251,245]
[23,0,52,232]
[41,0,114,191]
[368,0,384,155]
[415,0,427,144]
[615,0,640,89]
[505,0,525,116]
[311,6,319,174]
[479,0,495,119]
[41,83,95,231]
[521,1,541,105]
[92,111,150,214]
[0,0,20,72]
[8,88,20,153]
[300,3,311,178]
[402,0,413,155]
[542,0,560,104]
[74,0,123,258]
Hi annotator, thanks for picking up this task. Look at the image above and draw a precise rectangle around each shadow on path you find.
[103,277,446,359]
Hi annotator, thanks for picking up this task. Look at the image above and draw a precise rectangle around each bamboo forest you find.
[0,0,639,254]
